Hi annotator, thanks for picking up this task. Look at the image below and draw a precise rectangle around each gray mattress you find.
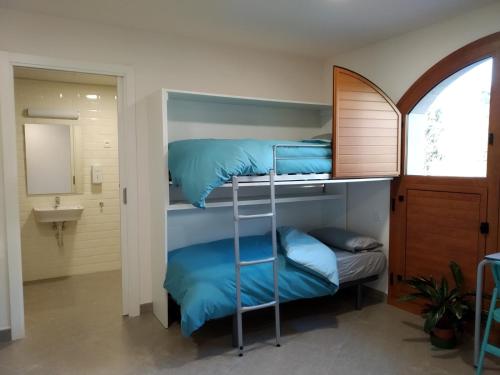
[331,248,387,284]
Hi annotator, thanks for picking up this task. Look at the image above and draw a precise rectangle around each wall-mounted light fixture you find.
[26,107,80,120]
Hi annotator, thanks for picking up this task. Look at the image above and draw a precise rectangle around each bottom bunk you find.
[167,274,382,347]
[165,228,386,337]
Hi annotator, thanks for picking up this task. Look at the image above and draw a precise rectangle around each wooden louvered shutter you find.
[332,66,401,177]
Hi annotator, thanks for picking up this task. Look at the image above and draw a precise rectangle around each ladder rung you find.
[239,257,276,266]
[238,212,273,220]
[241,301,276,313]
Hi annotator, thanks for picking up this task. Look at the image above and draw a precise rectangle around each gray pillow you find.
[308,227,382,253]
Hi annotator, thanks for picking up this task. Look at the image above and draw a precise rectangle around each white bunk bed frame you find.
[147,87,396,356]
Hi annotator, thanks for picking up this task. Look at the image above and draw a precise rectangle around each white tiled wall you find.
[15,78,120,281]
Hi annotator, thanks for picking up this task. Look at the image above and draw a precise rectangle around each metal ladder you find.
[232,170,281,356]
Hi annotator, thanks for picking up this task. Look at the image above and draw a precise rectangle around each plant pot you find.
[430,327,457,349]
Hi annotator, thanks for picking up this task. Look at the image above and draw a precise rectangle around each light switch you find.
[91,165,103,184]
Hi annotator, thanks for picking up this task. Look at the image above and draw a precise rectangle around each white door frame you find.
[0,51,141,340]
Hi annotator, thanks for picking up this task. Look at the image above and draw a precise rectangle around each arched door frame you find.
[398,32,500,115]
[389,32,500,308]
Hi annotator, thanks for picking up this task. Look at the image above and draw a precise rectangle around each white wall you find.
[15,78,120,281]
[325,2,500,104]
[347,181,391,293]
[167,98,330,142]
[0,7,328,329]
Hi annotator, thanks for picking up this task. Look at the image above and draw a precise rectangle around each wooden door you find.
[389,33,500,310]
[332,66,401,178]
[405,189,486,288]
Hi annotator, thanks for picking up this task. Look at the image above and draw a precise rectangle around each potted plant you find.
[400,261,474,349]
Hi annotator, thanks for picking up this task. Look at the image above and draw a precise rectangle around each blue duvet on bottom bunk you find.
[165,233,338,336]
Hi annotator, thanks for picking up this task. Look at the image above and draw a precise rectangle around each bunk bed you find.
[147,66,401,356]
[167,142,389,352]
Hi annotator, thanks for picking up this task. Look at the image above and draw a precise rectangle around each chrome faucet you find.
[54,196,60,209]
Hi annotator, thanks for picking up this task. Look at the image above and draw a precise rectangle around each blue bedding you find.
[165,234,338,336]
[169,139,332,208]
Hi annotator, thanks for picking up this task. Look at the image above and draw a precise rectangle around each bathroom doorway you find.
[13,67,125,337]
[0,52,142,340]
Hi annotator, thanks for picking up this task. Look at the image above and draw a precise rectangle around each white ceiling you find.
[0,0,496,57]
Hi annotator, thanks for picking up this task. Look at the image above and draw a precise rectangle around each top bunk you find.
[167,140,393,210]
[159,66,401,209]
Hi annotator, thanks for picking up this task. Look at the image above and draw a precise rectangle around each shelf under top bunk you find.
[168,174,392,211]
[169,174,392,187]
[168,192,344,211]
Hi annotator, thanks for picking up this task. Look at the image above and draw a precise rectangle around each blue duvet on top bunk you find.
[165,233,338,336]
[169,139,332,208]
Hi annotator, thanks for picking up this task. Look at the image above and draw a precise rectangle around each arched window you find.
[406,58,493,177]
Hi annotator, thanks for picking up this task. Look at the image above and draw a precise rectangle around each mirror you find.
[24,123,83,195]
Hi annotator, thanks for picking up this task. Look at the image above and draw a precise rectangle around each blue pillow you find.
[278,227,339,287]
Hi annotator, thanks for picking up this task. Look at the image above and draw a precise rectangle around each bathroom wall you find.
[15,78,120,281]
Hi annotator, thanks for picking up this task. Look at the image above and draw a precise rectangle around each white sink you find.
[33,205,84,223]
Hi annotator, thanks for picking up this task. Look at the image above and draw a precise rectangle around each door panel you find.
[332,66,401,178]
[405,189,485,289]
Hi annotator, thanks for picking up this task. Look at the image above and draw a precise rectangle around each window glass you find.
[406,58,492,177]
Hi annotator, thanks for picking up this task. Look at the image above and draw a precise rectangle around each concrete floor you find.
[0,270,498,375]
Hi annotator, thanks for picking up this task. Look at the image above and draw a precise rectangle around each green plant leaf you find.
[401,262,474,331]
[406,278,437,300]
[448,301,463,320]
[450,261,464,290]
[424,306,444,333]
[441,277,448,300]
